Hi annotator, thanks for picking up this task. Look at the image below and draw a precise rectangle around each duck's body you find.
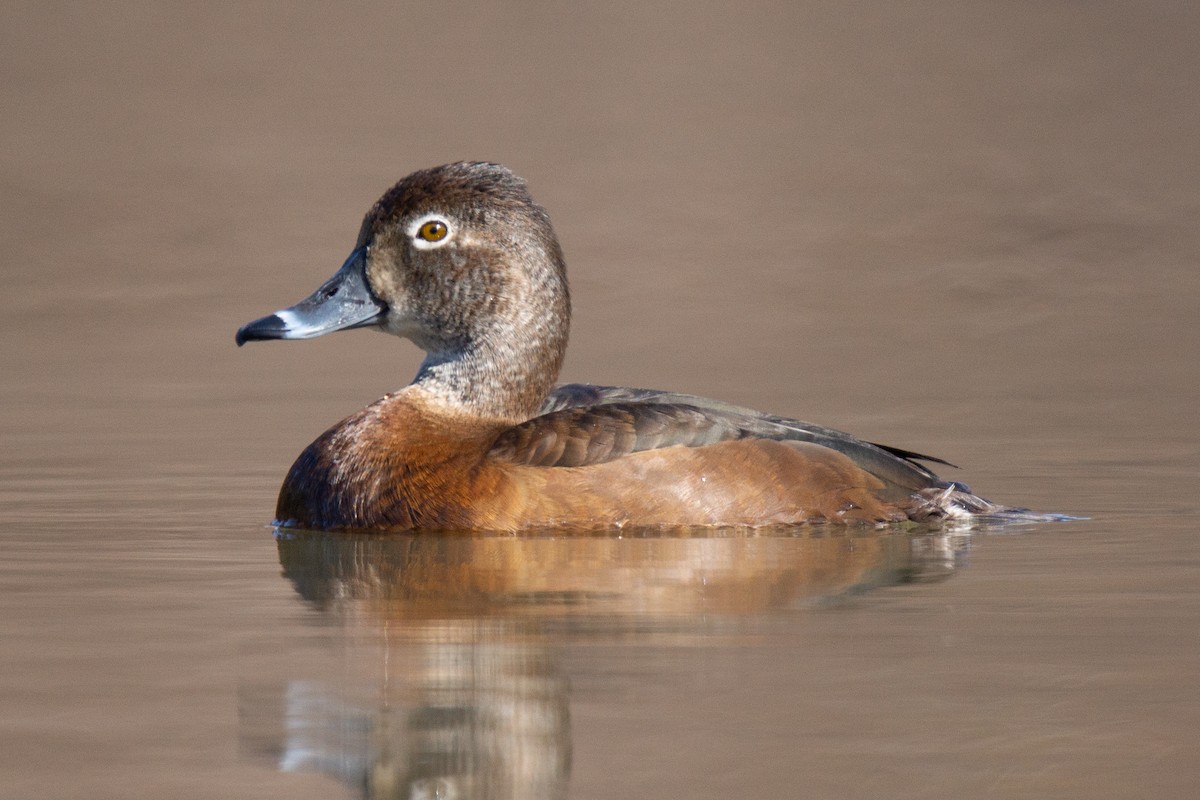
[238,162,1034,532]
[273,384,974,531]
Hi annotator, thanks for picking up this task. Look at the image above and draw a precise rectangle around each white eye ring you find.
[407,214,454,250]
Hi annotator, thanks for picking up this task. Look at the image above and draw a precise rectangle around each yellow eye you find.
[417,220,449,242]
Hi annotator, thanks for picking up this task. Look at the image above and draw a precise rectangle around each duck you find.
[237,161,1039,532]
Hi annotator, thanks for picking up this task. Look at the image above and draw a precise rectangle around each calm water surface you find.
[3,3,1199,798]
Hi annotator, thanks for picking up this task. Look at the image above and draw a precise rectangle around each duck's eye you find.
[417,220,449,242]
[408,215,454,250]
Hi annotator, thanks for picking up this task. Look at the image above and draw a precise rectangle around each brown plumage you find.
[237,161,1042,532]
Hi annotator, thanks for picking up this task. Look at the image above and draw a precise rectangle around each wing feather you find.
[489,384,957,495]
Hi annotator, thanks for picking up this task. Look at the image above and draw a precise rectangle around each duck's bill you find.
[236,247,386,346]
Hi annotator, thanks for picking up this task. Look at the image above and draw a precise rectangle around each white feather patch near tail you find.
[909,482,1082,524]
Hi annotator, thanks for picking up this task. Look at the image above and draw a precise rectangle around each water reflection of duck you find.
[276,528,963,624]
[245,529,965,799]
[238,161,1040,532]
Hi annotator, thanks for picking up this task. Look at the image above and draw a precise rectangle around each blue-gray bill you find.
[236,247,385,346]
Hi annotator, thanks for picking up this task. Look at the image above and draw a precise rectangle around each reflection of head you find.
[244,626,571,800]
[380,632,570,800]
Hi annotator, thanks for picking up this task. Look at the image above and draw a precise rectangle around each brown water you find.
[3,3,1198,798]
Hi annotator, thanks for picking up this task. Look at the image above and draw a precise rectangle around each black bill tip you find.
[236,314,288,346]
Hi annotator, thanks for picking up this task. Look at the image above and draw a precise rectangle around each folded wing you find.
[490,383,956,496]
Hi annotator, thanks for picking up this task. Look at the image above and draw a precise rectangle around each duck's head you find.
[237,162,571,418]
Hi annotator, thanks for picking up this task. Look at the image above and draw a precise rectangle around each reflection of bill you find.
[240,528,968,799]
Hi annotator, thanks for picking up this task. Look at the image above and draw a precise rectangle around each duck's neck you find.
[410,315,568,423]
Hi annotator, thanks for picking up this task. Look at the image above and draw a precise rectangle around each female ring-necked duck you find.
[237,161,1042,532]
